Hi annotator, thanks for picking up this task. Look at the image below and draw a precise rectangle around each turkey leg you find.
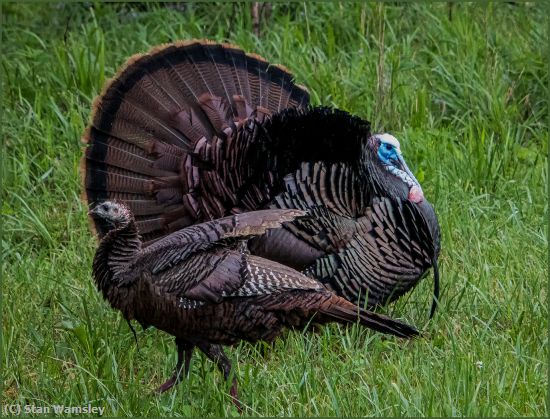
[198,343,242,412]
[156,339,194,394]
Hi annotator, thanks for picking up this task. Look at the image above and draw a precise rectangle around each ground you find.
[2,2,547,417]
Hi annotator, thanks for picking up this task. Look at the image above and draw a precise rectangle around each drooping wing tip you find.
[378,313,421,339]
[399,320,421,339]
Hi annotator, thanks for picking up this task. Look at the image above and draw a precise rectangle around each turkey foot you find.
[229,379,242,413]
[156,339,194,394]
[156,375,180,394]
[229,378,243,413]
[198,343,243,413]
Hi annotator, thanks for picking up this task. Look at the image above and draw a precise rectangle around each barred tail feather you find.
[81,40,309,243]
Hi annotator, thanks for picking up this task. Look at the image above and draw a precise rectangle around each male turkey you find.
[81,40,440,315]
[89,201,419,408]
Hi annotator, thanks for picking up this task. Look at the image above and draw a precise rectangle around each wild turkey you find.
[89,201,419,408]
[81,40,440,315]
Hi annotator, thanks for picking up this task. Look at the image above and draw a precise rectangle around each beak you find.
[396,153,420,186]
[397,154,425,203]
[387,147,402,167]
[88,207,99,217]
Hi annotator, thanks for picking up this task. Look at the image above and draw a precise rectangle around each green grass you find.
[1,2,547,417]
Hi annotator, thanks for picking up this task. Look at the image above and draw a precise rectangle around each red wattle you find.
[408,185,424,203]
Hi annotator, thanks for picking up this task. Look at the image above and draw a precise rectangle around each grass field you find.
[2,2,548,417]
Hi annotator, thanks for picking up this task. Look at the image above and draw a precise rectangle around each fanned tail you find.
[81,40,309,243]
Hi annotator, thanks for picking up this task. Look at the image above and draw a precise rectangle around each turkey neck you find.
[92,219,141,301]
[361,144,441,255]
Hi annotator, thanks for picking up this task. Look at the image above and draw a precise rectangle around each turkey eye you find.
[101,204,108,211]
[385,144,393,151]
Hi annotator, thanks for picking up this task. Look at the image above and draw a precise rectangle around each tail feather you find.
[172,108,215,143]
[198,95,235,135]
[166,45,213,101]
[205,44,240,111]
[228,48,252,105]
[85,135,176,177]
[320,296,419,338]
[119,200,180,216]
[275,69,292,112]
[289,83,309,109]
[256,59,271,109]
[185,43,228,103]
[245,53,263,108]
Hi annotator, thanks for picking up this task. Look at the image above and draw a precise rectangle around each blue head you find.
[377,133,402,165]
[370,134,424,203]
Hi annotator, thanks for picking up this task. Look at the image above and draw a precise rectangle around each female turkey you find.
[81,40,440,315]
[89,201,419,408]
